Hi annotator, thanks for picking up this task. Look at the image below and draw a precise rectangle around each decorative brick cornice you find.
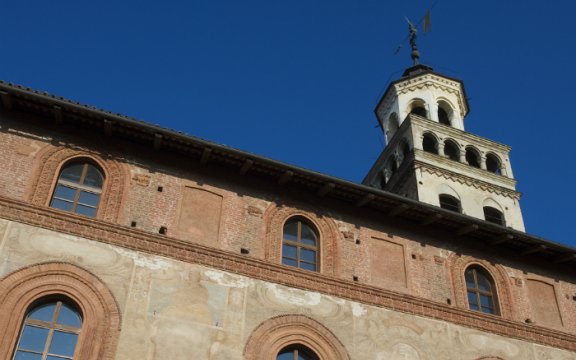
[0,196,574,351]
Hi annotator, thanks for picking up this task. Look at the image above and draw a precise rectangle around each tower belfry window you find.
[438,107,451,126]
[410,106,427,118]
[465,148,481,168]
[444,140,460,161]
[486,154,502,174]
[422,133,438,154]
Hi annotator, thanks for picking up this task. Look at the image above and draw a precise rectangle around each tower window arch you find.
[465,147,481,168]
[437,100,454,126]
[444,140,460,161]
[282,217,319,272]
[277,345,320,360]
[409,99,427,118]
[13,299,82,360]
[422,133,438,154]
[484,206,505,226]
[486,153,502,174]
[439,194,461,213]
[465,266,499,315]
[50,160,104,217]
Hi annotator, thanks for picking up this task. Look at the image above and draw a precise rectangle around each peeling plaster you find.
[204,270,251,288]
[264,283,322,306]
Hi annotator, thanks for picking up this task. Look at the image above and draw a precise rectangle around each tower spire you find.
[407,18,420,65]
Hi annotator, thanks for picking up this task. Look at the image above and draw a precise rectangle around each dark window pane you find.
[53,185,76,201]
[300,224,317,246]
[19,325,49,352]
[465,269,475,289]
[476,273,492,292]
[282,244,297,259]
[282,258,297,267]
[47,356,71,360]
[283,221,298,241]
[28,303,56,322]
[83,166,103,188]
[480,294,492,308]
[49,331,78,357]
[14,352,43,360]
[467,292,478,310]
[300,249,316,263]
[277,352,293,360]
[59,164,84,183]
[78,191,100,207]
[300,262,316,271]
[75,205,97,218]
[50,199,73,212]
[57,303,82,328]
[481,306,494,314]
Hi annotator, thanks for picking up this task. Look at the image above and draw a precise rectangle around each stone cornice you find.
[411,116,511,152]
[0,196,574,351]
[414,159,521,200]
[394,74,467,116]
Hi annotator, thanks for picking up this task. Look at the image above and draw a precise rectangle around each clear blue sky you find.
[1,1,575,247]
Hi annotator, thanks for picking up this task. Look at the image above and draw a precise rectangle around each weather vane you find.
[406,18,420,65]
[393,5,433,65]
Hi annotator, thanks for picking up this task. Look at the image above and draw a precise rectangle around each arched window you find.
[439,194,461,213]
[410,106,427,118]
[282,218,319,271]
[13,300,82,360]
[277,345,320,360]
[444,140,460,161]
[465,266,499,315]
[486,153,502,174]
[465,148,481,168]
[437,100,453,126]
[438,107,450,126]
[484,206,505,226]
[422,133,438,154]
[50,161,104,217]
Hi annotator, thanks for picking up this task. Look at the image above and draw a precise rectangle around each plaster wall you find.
[0,221,574,360]
[415,166,526,231]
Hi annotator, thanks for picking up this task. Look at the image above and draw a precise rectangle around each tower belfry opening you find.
[363,22,524,231]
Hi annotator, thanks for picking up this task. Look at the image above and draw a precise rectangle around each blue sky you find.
[1,0,575,247]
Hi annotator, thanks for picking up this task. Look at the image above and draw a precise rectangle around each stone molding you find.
[26,145,126,222]
[262,202,341,276]
[243,315,350,360]
[447,254,514,319]
[0,262,121,360]
[415,161,521,200]
[0,196,574,352]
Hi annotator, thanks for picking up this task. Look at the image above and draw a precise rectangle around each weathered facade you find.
[0,64,575,360]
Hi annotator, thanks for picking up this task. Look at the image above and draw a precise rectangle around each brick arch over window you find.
[244,315,350,360]
[26,146,126,222]
[263,204,340,275]
[0,262,121,360]
[447,254,513,319]
[476,357,505,360]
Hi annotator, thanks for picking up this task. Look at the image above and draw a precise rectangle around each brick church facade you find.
[0,63,574,359]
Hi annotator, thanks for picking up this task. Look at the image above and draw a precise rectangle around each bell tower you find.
[363,24,525,231]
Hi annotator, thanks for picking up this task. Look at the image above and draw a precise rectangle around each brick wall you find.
[0,111,575,339]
